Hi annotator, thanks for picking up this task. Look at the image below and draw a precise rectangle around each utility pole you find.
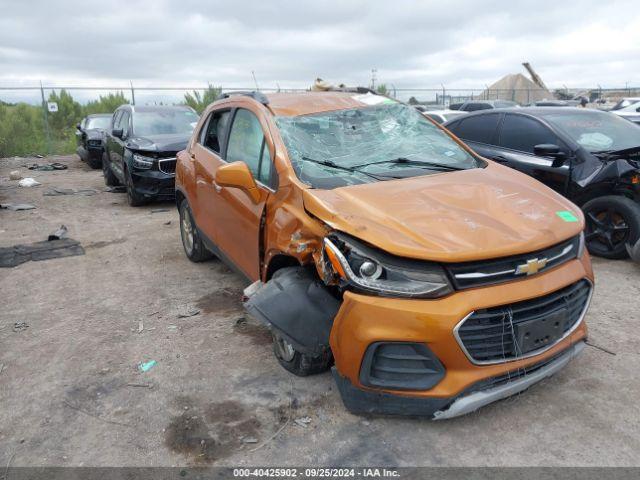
[370,68,377,90]
[39,81,52,155]
[130,80,136,105]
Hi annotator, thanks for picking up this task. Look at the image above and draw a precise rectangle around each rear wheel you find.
[272,331,332,376]
[583,196,640,259]
[125,167,146,207]
[179,199,212,262]
[102,152,120,186]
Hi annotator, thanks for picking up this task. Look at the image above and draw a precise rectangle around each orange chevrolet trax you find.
[175,90,593,419]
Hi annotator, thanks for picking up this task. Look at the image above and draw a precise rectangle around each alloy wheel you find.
[585,208,630,252]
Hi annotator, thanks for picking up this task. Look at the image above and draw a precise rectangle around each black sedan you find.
[102,105,199,206]
[76,114,112,169]
[444,108,640,259]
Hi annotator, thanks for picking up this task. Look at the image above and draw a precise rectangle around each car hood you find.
[126,134,190,154]
[302,162,584,262]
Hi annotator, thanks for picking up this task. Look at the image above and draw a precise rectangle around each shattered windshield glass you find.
[541,111,640,153]
[276,103,480,189]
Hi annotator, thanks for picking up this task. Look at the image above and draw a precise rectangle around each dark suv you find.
[76,114,112,169]
[103,105,199,206]
[444,108,640,259]
[452,100,519,112]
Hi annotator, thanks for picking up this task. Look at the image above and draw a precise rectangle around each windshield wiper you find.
[300,156,401,180]
[352,157,466,171]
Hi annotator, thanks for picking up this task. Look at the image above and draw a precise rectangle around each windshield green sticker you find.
[556,210,579,222]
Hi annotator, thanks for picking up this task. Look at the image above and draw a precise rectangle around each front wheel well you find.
[265,254,301,281]
[175,189,186,210]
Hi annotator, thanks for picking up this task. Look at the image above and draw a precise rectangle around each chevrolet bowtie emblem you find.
[515,257,548,276]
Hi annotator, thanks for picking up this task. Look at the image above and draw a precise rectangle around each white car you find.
[610,97,640,125]
[421,109,467,124]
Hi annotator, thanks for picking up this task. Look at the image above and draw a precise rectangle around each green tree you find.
[0,102,46,157]
[376,84,389,96]
[183,84,221,114]
[83,91,129,115]
[46,89,82,153]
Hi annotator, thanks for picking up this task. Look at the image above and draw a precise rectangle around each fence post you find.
[39,81,52,155]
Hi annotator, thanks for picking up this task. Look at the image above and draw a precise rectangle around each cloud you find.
[0,0,639,97]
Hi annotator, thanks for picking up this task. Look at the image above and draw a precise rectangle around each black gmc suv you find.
[102,105,199,206]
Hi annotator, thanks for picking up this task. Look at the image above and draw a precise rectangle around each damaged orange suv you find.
[175,90,593,419]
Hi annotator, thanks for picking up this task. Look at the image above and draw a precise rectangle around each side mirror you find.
[215,161,261,204]
[112,128,124,139]
[76,123,82,131]
[534,144,567,167]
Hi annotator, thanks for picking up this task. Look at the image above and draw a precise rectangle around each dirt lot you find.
[1,154,639,467]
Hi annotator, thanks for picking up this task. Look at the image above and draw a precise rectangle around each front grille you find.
[158,157,177,175]
[447,236,580,289]
[455,280,591,364]
[359,342,445,391]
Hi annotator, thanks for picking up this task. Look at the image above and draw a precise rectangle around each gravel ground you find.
[1,154,639,467]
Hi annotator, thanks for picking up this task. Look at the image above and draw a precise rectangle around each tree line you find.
[0,85,221,158]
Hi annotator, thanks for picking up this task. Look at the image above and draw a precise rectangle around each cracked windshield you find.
[276,102,480,189]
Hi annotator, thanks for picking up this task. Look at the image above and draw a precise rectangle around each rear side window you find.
[447,114,501,144]
[201,110,230,153]
[499,114,558,153]
[226,109,271,185]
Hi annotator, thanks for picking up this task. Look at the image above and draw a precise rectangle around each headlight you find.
[132,153,154,169]
[323,234,452,298]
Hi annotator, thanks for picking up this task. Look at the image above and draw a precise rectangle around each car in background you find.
[102,105,199,206]
[531,100,570,107]
[75,114,112,169]
[421,109,466,124]
[444,108,640,260]
[454,99,519,112]
[610,97,640,125]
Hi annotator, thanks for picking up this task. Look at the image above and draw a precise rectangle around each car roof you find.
[220,91,388,117]
[87,113,112,118]
[449,106,606,120]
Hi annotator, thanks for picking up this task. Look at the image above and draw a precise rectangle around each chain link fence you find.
[1,83,639,158]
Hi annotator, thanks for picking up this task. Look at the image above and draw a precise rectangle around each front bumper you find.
[329,254,593,417]
[130,169,175,200]
[334,341,585,418]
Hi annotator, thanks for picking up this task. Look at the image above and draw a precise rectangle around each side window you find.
[226,109,272,184]
[111,111,122,131]
[448,113,501,144]
[465,103,491,112]
[499,114,558,153]
[117,111,130,135]
[200,110,230,153]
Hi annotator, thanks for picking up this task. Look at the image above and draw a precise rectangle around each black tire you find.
[179,199,213,262]
[583,195,640,259]
[125,167,146,207]
[102,152,120,187]
[272,331,332,376]
[87,152,102,169]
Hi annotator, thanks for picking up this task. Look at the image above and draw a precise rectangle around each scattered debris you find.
[167,325,178,332]
[0,363,5,374]
[138,321,144,333]
[138,360,157,373]
[27,162,68,171]
[0,203,36,211]
[294,416,312,428]
[9,171,22,180]
[164,221,171,225]
[47,225,68,241]
[62,399,131,427]
[127,383,153,389]
[43,187,98,196]
[18,178,41,187]
[0,238,84,268]
[242,437,258,444]
[178,308,200,318]
[13,321,29,332]
[150,208,170,213]
[586,341,617,356]
[104,186,126,193]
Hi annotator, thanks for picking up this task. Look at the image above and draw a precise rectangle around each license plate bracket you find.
[515,309,567,354]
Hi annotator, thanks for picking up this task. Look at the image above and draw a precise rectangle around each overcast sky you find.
[1,0,639,102]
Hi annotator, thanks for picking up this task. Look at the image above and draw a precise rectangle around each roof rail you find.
[218,90,269,105]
